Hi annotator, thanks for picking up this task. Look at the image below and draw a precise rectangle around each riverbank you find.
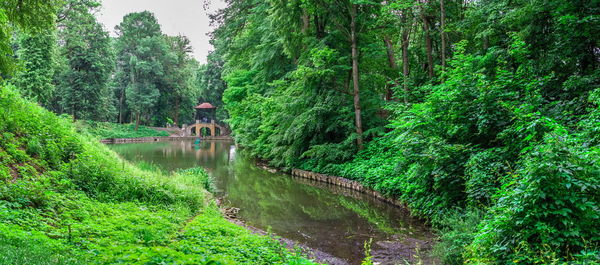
[76,120,170,139]
[290,169,406,209]
[0,88,316,264]
[109,140,436,264]
[253,164,436,264]
[215,198,350,265]
[100,135,233,144]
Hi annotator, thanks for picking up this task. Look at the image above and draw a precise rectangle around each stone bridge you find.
[183,121,229,137]
[150,120,230,137]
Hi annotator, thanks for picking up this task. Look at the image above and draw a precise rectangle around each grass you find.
[77,120,169,139]
[0,85,317,264]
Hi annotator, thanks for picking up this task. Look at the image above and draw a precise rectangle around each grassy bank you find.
[0,86,316,264]
[77,120,169,139]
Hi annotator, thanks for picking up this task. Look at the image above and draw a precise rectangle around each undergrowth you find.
[0,86,317,264]
[77,120,169,139]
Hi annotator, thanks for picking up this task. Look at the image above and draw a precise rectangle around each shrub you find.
[467,132,600,264]
[0,86,316,264]
[464,148,510,206]
[78,120,169,139]
[433,209,485,265]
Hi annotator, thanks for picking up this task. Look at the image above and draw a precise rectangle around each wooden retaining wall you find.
[290,169,404,208]
[101,136,233,144]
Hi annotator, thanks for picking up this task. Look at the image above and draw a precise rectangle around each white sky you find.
[96,0,228,63]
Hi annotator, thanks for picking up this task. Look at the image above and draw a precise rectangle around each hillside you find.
[0,86,315,264]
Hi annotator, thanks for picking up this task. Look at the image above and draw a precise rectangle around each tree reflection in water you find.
[109,140,432,264]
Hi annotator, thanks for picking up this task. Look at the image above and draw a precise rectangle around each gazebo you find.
[184,102,228,137]
[194,102,216,123]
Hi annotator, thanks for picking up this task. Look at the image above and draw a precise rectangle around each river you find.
[109,140,433,264]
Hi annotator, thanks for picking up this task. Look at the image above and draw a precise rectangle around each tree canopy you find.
[1,0,598,263]
[209,0,600,263]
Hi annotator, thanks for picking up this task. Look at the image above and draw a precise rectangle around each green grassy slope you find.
[0,86,316,265]
[77,120,169,139]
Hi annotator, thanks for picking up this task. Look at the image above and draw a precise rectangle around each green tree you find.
[12,30,57,105]
[0,0,56,76]
[212,0,599,263]
[114,11,167,129]
[196,51,228,120]
[55,0,115,120]
[158,35,200,126]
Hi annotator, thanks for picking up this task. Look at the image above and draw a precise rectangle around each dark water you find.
[109,140,432,264]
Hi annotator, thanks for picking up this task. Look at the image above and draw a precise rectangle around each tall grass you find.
[77,120,169,139]
[0,86,317,264]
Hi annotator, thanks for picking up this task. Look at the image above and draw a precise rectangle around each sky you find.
[96,0,228,63]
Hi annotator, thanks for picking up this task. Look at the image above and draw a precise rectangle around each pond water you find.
[109,140,432,264]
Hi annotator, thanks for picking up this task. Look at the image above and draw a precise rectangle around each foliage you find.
[113,11,201,127]
[212,0,600,263]
[432,209,484,265]
[467,131,599,264]
[0,86,317,264]
[196,51,228,121]
[12,30,57,105]
[0,0,56,75]
[53,1,115,121]
[7,1,203,126]
[77,120,169,139]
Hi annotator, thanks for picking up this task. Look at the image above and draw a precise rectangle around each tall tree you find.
[440,0,447,68]
[350,3,364,149]
[55,0,114,120]
[12,30,57,105]
[114,11,166,129]
[421,2,434,78]
[161,35,200,126]
[0,0,56,76]
[197,50,228,120]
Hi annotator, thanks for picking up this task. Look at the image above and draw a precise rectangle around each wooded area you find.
[208,0,599,264]
[3,0,222,128]
[0,0,598,264]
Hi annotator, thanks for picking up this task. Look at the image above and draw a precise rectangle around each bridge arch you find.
[183,122,228,137]
[189,124,215,136]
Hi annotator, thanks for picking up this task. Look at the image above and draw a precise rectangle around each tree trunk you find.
[174,97,180,125]
[126,62,137,124]
[118,87,124,123]
[401,19,410,104]
[422,11,434,78]
[384,36,398,70]
[350,4,363,150]
[383,36,399,101]
[302,11,310,34]
[315,15,326,39]
[440,0,447,69]
[135,112,140,131]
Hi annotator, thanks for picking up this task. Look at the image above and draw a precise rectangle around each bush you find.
[0,86,317,264]
[464,148,510,206]
[78,120,169,139]
[433,209,485,265]
[467,132,600,264]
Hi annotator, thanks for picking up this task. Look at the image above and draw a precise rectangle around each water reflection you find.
[109,140,431,264]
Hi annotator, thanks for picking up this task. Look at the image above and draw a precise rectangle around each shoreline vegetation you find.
[91,134,416,211]
[213,1,599,264]
[1,0,598,264]
[77,120,170,139]
[0,87,318,264]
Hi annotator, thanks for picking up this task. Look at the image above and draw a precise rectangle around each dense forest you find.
[3,0,222,127]
[206,0,599,264]
[0,1,317,264]
[0,0,599,264]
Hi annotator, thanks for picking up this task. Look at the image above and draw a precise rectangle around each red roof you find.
[194,103,216,109]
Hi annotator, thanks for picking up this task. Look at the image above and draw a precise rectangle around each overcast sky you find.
[96,0,228,63]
